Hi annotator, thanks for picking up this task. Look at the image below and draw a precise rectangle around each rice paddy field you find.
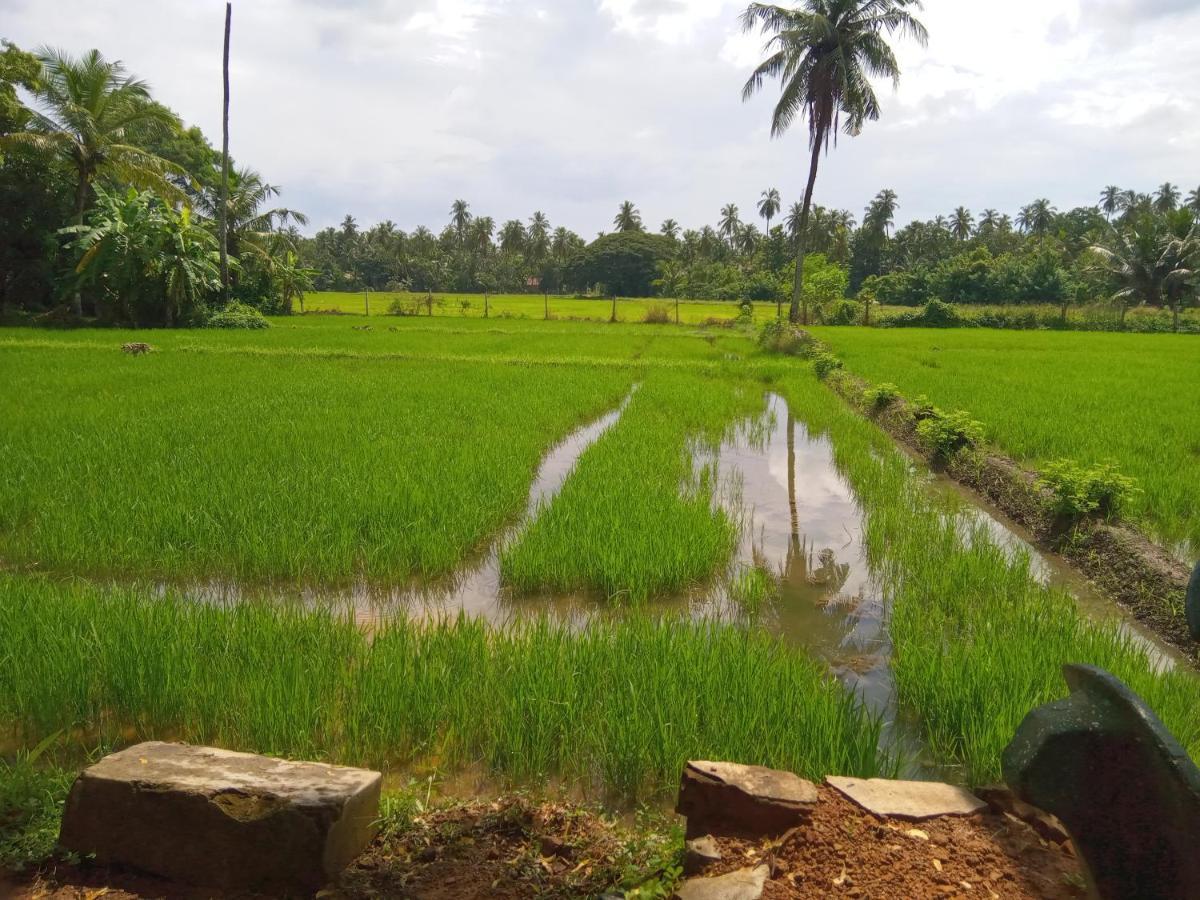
[811,327,1200,557]
[2,314,1199,818]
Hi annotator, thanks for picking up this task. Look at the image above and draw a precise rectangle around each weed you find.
[862,382,901,412]
[1038,459,1140,522]
[915,407,985,460]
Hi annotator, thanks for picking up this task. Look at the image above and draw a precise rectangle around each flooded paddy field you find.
[2,315,1198,800]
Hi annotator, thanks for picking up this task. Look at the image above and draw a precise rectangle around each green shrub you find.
[643,303,672,324]
[862,382,901,412]
[879,299,970,329]
[757,320,815,357]
[820,299,862,326]
[910,394,937,420]
[206,301,269,329]
[735,300,755,325]
[1037,459,1139,522]
[915,407,984,459]
[812,352,843,380]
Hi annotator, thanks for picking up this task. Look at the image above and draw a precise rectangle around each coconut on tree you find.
[740,0,927,323]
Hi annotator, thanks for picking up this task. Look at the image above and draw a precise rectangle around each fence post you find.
[485,293,489,319]
[364,290,369,317]
[675,296,679,324]
[544,292,549,321]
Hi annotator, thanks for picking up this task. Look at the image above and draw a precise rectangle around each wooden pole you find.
[363,290,369,316]
[218,2,232,305]
[675,296,679,324]
[544,291,549,321]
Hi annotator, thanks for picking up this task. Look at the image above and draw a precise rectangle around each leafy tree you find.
[758,188,781,231]
[740,0,926,324]
[0,41,40,143]
[65,187,219,325]
[568,231,674,297]
[613,200,643,232]
[269,249,317,313]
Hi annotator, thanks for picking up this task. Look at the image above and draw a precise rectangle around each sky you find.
[4,0,1198,236]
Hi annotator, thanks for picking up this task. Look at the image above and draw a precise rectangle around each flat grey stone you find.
[59,741,381,893]
[675,865,769,900]
[677,761,818,839]
[826,775,986,820]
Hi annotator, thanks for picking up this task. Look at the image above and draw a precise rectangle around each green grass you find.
[500,371,763,600]
[0,574,890,800]
[812,327,1200,554]
[780,368,1200,784]
[0,342,633,583]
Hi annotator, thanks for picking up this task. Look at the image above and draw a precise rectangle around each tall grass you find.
[0,347,631,582]
[781,372,1200,784]
[500,371,763,599]
[0,575,889,799]
[812,327,1200,554]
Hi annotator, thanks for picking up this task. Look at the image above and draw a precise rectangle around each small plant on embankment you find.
[914,406,985,460]
[0,737,73,871]
[812,352,843,380]
[862,382,901,412]
[1037,459,1140,524]
[757,320,815,357]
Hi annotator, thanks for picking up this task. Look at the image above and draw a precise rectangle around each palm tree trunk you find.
[218,2,232,305]
[71,172,89,317]
[789,139,823,324]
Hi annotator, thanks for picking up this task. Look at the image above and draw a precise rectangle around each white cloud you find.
[3,0,1197,234]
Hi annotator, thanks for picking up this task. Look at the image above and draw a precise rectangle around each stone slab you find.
[826,776,986,820]
[676,761,818,839]
[675,865,769,900]
[59,741,382,893]
[683,834,723,875]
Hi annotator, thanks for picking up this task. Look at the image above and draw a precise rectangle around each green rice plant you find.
[727,565,779,617]
[812,327,1200,553]
[0,736,74,870]
[0,575,890,800]
[781,372,1200,784]
[0,346,632,583]
[499,371,763,600]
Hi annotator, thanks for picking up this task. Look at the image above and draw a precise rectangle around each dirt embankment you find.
[824,369,1195,665]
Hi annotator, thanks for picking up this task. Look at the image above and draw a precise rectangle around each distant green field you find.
[813,327,1200,555]
[301,290,779,324]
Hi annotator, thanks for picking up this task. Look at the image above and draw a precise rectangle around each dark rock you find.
[59,741,381,894]
[683,835,723,875]
[1002,664,1200,899]
[676,760,817,840]
[1187,560,1200,641]
[975,784,1069,843]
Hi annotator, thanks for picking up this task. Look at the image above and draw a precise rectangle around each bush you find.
[642,303,672,324]
[915,407,984,459]
[812,352,843,380]
[757,320,815,357]
[820,299,862,326]
[1037,459,1139,522]
[862,382,901,411]
[206,302,269,329]
[736,300,754,325]
[879,299,970,329]
[387,298,420,316]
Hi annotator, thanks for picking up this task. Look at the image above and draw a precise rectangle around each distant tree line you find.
[0,41,312,325]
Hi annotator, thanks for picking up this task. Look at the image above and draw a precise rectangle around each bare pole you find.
[219,2,232,304]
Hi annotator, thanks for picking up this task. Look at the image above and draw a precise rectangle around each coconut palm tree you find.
[194,165,306,266]
[450,199,471,242]
[551,226,575,262]
[470,216,495,253]
[527,211,550,262]
[1187,187,1200,214]
[976,209,1000,234]
[3,47,186,314]
[741,0,926,323]
[719,203,741,246]
[785,201,805,240]
[1154,182,1180,214]
[758,188,782,231]
[1099,185,1122,221]
[950,206,973,241]
[1017,199,1057,235]
[1089,213,1198,330]
[864,189,900,236]
[660,218,680,240]
[737,223,762,255]
[613,200,642,232]
[499,219,526,255]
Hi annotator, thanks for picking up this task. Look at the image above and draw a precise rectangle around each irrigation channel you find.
[151,389,1183,779]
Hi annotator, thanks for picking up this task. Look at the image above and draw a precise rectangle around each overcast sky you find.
[4,0,1198,235]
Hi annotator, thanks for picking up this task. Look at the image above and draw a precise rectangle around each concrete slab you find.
[826,775,986,820]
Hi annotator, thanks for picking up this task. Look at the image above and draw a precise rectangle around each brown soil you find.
[2,788,1085,900]
[692,786,1083,899]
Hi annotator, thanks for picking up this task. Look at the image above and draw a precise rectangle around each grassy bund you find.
[2,314,1199,812]
[813,327,1200,557]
